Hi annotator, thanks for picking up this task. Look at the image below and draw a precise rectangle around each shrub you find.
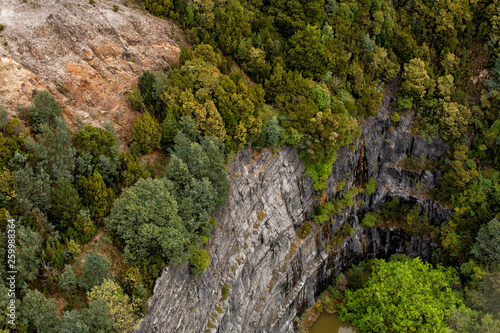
[113,4,119,11]
[365,177,377,195]
[397,97,413,111]
[390,111,400,123]
[298,223,312,238]
[128,86,144,111]
[361,212,378,228]
[189,249,210,276]
[222,284,230,300]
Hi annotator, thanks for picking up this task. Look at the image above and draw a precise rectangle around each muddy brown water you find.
[309,313,357,333]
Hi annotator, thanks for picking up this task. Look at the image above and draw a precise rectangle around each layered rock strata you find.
[139,88,450,333]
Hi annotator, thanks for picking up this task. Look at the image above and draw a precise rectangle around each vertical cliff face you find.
[139,89,450,333]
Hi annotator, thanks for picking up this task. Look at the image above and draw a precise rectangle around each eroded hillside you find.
[0,0,184,144]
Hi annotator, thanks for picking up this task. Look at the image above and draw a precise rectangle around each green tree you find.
[265,116,282,146]
[0,106,8,130]
[287,25,328,79]
[87,279,138,333]
[438,102,471,143]
[17,225,42,283]
[467,272,500,318]
[189,249,210,276]
[59,264,77,294]
[59,310,90,333]
[28,90,63,132]
[202,100,226,142]
[472,218,500,262]
[138,70,156,111]
[106,178,195,266]
[77,171,113,225]
[81,299,113,332]
[132,112,161,154]
[401,58,433,100]
[21,289,58,333]
[49,177,82,230]
[28,117,76,181]
[13,164,52,213]
[161,112,178,152]
[179,45,193,66]
[392,30,418,63]
[73,125,117,164]
[79,252,111,290]
[339,258,466,333]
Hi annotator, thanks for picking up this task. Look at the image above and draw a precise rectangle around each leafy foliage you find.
[79,252,111,290]
[28,90,63,132]
[21,289,58,333]
[87,279,139,333]
[339,258,464,333]
[472,219,500,262]
[106,177,194,266]
[189,249,210,276]
[132,112,161,154]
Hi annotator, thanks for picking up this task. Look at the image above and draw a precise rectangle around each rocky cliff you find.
[0,0,183,145]
[139,85,451,332]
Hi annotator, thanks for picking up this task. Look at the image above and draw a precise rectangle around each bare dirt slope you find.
[0,0,184,144]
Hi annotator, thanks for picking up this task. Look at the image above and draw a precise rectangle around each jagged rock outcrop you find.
[0,0,183,145]
[139,86,450,333]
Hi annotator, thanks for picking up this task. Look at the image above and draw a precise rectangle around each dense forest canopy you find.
[0,0,499,331]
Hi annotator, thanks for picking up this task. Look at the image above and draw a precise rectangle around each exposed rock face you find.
[139,87,450,332]
[0,0,183,145]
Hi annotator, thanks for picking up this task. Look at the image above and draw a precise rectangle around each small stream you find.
[309,313,357,333]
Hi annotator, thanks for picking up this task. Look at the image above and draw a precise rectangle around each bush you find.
[397,97,414,111]
[361,212,378,228]
[113,4,119,11]
[222,284,230,300]
[365,177,377,195]
[298,223,312,238]
[128,86,145,111]
[189,249,210,276]
[390,111,400,123]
